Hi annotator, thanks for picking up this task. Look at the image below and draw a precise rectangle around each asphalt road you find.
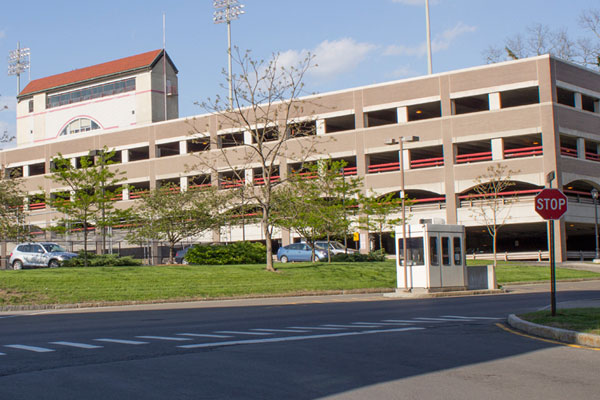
[0,281,599,399]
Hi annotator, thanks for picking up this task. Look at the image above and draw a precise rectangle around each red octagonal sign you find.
[535,189,568,220]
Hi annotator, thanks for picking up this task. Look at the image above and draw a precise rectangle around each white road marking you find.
[136,336,192,341]
[441,315,501,320]
[50,341,103,349]
[94,339,148,345]
[4,344,55,353]
[215,331,274,336]
[321,324,382,328]
[0,352,5,355]
[177,333,233,338]
[287,326,347,331]
[413,317,466,322]
[383,319,445,324]
[251,328,310,333]
[354,322,412,326]
[179,327,425,349]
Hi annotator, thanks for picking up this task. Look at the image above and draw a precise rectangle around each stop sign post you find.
[535,189,568,220]
[534,188,567,317]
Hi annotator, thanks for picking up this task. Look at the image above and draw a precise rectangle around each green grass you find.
[1,260,599,306]
[519,308,600,335]
[467,260,600,283]
[0,261,396,306]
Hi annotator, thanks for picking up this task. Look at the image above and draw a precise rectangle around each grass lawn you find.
[0,260,598,306]
[519,308,600,335]
[467,260,600,283]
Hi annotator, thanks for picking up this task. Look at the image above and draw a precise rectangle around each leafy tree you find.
[125,183,229,264]
[46,148,126,267]
[484,9,600,70]
[0,167,29,266]
[192,48,320,271]
[468,163,519,268]
[273,159,361,262]
[358,191,405,253]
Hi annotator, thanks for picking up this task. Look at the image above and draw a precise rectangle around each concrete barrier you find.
[467,265,496,290]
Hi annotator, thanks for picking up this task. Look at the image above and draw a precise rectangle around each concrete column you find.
[281,228,291,247]
[397,107,408,123]
[179,140,187,155]
[121,149,129,163]
[594,100,600,113]
[489,92,501,110]
[244,169,253,185]
[401,149,411,170]
[122,185,130,201]
[23,165,29,177]
[180,176,188,192]
[71,158,77,168]
[316,119,325,135]
[359,230,370,253]
[244,130,252,145]
[577,137,586,159]
[574,92,582,109]
[492,138,504,160]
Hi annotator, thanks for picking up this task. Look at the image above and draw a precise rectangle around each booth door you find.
[428,234,465,289]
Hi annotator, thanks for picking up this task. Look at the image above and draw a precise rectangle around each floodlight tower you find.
[213,0,245,110]
[7,42,30,94]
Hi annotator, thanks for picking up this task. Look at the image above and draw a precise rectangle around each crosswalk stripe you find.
[94,339,148,345]
[287,326,347,331]
[441,315,501,320]
[4,344,55,353]
[322,324,382,328]
[383,319,444,324]
[50,341,103,349]
[177,333,233,338]
[355,322,412,326]
[136,336,191,341]
[179,327,425,349]
[215,331,273,336]
[413,317,466,322]
[251,328,310,333]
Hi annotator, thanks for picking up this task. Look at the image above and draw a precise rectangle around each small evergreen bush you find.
[331,250,387,262]
[185,242,266,265]
[62,252,142,267]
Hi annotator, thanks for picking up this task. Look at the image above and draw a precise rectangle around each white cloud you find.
[384,22,476,57]
[279,38,377,81]
[0,30,5,40]
[389,65,418,79]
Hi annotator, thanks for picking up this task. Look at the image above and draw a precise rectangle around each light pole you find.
[592,188,599,262]
[213,0,245,110]
[386,136,419,291]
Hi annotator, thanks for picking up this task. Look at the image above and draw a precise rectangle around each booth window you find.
[441,237,450,266]
[429,236,439,266]
[453,237,462,266]
[397,237,425,266]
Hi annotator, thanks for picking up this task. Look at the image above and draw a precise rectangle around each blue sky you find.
[1,0,598,149]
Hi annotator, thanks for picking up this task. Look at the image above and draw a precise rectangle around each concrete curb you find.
[507,314,600,348]
[383,289,505,298]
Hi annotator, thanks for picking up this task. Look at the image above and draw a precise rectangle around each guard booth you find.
[395,223,467,292]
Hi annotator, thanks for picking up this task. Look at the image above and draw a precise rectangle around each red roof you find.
[19,49,168,97]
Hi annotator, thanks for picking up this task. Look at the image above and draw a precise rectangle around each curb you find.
[507,314,600,348]
[383,289,505,298]
[501,277,600,286]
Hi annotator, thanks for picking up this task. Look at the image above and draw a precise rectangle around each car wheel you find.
[48,259,60,268]
[12,260,23,270]
[280,255,288,263]
[314,256,321,262]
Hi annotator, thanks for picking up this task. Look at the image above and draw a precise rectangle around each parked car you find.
[314,241,358,255]
[9,243,78,270]
[277,243,328,263]
[175,247,191,264]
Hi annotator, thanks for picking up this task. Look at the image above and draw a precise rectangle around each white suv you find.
[9,243,78,270]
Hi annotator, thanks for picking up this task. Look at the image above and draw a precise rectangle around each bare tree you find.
[191,49,323,272]
[484,9,600,70]
[468,164,519,268]
[0,95,14,144]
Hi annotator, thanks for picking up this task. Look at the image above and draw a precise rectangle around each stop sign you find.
[534,189,568,220]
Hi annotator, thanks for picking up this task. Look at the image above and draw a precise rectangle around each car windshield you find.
[42,243,67,253]
[330,241,345,250]
[315,243,328,250]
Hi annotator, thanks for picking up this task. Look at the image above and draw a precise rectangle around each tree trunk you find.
[492,230,497,268]
[262,209,276,272]
[326,233,331,263]
[83,220,89,268]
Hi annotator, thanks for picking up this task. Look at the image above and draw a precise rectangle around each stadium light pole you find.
[213,0,245,110]
[425,0,433,74]
[385,136,419,291]
[8,42,30,94]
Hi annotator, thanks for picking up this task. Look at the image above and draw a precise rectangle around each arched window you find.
[59,118,100,136]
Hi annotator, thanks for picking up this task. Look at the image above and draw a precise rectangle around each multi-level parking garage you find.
[2,52,600,262]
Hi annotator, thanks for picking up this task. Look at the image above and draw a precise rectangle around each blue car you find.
[277,243,328,263]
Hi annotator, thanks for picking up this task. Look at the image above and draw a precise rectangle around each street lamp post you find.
[213,0,245,111]
[386,136,419,291]
[592,188,599,262]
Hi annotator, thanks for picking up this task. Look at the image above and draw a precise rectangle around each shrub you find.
[331,250,387,262]
[185,242,266,265]
[62,252,142,267]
